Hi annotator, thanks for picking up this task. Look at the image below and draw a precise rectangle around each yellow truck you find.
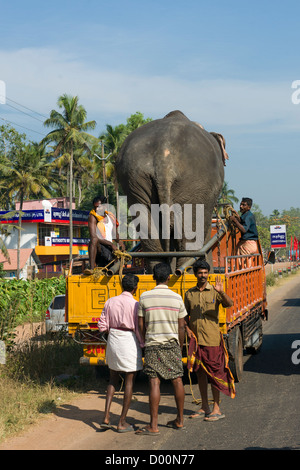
[66,217,270,382]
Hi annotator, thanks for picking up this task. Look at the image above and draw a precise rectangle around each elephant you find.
[115,110,228,271]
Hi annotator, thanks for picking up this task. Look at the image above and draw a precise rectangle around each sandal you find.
[167,420,186,430]
[100,422,112,430]
[135,427,160,435]
[188,411,207,419]
[117,425,134,433]
[204,413,225,422]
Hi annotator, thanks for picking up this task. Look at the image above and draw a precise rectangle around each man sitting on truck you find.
[229,197,259,266]
[184,259,235,422]
[85,195,124,275]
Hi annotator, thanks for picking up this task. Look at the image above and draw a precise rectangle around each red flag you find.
[295,237,300,260]
[294,236,298,251]
[290,236,293,260]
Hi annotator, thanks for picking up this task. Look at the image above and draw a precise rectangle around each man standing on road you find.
[136,263,186,435]
[185,259,235,422]
[98,274,143,433]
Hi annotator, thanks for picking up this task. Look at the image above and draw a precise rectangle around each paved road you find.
[1,273,300,452]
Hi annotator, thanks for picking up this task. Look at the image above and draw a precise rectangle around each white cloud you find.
[0,47,299,135]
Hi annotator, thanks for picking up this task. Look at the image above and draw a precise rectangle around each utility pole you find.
[94,142,111,201]
[69,145,73,265]
[102,141,108,199]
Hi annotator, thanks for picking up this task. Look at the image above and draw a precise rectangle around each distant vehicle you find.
[45,295,67,333]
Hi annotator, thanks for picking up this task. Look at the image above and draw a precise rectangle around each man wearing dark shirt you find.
[230,197,259,265]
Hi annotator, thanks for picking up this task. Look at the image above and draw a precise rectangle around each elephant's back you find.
[118,111,221,167]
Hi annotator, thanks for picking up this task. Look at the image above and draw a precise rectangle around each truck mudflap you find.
[73,326,107,366]
[79,338,191,367]
[80,351,190,367]
[80,346,106,366]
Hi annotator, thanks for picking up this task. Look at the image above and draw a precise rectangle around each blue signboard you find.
[0,208,89,225]
[270,225,286,248]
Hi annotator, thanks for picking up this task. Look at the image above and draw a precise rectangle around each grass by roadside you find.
[0,333,102,443]
[266,266,300,295]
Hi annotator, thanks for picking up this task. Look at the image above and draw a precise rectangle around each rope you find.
[91,250,132,279]
[222,204,240,254]
[91,250,132,298]
[223,204,239,221]
[91,267,107,281]
[184,336,215,406]
[181,267,214,405]
[112,250,132,283]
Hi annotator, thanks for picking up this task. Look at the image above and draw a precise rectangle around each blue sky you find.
[0,0,300,215]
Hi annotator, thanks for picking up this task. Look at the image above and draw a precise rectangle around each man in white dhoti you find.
[98,274,143,432]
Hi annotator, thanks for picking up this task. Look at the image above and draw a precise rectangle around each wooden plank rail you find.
[225,254,265,325]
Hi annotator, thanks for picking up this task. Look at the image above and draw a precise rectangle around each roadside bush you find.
[0,335,94,443]
[266,272,277,287]
[5,334,83,384]
[0,277,66,345]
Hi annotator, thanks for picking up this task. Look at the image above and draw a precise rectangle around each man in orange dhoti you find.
[230,197,259,267]
[184,260,235,422]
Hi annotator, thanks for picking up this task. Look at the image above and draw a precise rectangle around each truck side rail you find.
[225,253,266,326]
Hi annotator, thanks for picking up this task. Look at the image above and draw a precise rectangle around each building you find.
[0,198,89,278]
[0,248,38,279]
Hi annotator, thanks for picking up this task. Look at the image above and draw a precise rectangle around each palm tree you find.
[99,113,152,213]
[42,94,98,263]
[218,181,239,206]
[72,146,95,206]
[0,142,53,278]
[98,124,127,211]
[270,209,280,219]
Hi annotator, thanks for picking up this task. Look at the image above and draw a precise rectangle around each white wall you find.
[1,223,38,250]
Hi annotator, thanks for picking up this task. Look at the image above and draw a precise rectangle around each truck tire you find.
[227,326,243,383]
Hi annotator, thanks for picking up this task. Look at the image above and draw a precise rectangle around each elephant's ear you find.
[210,132,229,167]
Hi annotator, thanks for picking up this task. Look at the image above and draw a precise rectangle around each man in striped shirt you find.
[136,263,187,435]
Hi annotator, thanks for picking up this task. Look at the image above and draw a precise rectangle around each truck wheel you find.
[227,326,243,383]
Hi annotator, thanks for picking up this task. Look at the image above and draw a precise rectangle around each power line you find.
[0,115,46,137]
[5,96,49,119]
[5,102,45,123]
[0,95,50,138]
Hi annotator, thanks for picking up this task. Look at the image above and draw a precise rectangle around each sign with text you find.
[270,225,287,248]
[0,208,89,225]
